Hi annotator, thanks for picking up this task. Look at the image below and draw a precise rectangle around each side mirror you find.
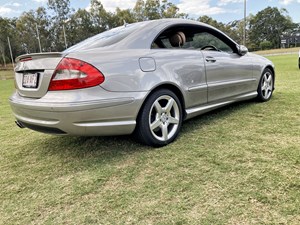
[238,45,248,56]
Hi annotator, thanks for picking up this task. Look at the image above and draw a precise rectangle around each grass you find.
[0,70,14,80]
[1,54,300,224]
[0,64,14,80]
[254,47,299,56]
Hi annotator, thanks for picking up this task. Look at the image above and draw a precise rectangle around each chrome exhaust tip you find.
[15,121,25,129]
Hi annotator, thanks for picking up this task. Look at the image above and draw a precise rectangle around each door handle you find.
[205,56,216,63]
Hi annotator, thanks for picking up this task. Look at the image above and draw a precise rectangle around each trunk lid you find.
[14,52,65,98]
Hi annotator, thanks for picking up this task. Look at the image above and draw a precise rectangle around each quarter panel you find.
[67,49,208,109]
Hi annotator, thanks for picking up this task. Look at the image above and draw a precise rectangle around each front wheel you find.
[257,68,274,102]
[135,89,183,147]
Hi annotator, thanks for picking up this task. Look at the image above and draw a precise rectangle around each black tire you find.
[257,68,274,102]
[298,58,300,69]
[135,89,183,147]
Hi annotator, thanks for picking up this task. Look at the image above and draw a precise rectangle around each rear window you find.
[64,22,147,52]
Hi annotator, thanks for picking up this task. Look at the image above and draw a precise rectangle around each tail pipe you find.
[15,121,25,129]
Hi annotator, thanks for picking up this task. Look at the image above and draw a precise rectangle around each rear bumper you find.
[9,87,147,136]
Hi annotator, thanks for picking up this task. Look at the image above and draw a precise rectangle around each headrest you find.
[169,32,186,47]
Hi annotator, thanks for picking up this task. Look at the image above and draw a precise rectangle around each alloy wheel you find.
[260,71,273,100]
[149,95,180,142]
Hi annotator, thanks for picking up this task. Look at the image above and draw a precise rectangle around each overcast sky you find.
[1,0,300,24]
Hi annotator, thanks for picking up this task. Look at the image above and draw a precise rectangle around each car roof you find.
[66,19,238,52]
[113,19,208,49]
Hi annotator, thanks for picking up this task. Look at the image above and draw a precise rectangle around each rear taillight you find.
[19,57,32,62]
[48,58,105,91]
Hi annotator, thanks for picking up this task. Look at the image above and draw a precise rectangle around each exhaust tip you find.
[15,121,25,129]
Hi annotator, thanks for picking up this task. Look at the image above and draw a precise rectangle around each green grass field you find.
[0,54,299,224]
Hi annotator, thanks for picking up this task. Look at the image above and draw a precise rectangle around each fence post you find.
[7,36,15,69]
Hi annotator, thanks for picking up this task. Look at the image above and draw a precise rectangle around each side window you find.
[190,32,233,53]
[151,25,235,53]
[151,35,179,49]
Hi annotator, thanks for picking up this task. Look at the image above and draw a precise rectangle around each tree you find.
[249,7,295,48]
[198,16,233,38]
[2,1,300,57]
[48,0,72,21]
[16,11,40,54]
[0,17,11,65]
[15,7,51,54]
[133,0,185,21]
[260,40,272,50]
[67,9,98,46]
[90,0,112,31]
[160,0,185,18]
[133,0,146,21]
[47,0,73,51]
[35,7,51,52]
[111,8,136,27]
[144,0,161,20]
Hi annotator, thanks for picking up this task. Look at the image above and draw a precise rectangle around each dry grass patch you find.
[254,47,299,56]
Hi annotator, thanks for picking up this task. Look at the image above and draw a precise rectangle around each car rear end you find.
[14,53,63,98]
[9,52,144,136]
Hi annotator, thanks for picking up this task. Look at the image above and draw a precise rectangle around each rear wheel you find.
[135,89,182,147]
[257,68,274,102]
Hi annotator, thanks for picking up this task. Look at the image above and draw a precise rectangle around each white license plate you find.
[22,73,39,88]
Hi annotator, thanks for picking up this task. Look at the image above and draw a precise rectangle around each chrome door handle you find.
[205,56,216,63]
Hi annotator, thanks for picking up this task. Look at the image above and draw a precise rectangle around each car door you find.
[150,28,208,109]
[197,32,254,102]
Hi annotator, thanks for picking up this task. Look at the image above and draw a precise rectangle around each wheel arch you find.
[264,65,275,89]
[137,83,187,121]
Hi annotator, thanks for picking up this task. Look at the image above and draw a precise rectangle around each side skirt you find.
[185,91,257,120]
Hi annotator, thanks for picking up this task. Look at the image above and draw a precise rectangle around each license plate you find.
[22,73,39,88]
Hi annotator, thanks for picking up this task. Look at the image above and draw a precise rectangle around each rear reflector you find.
[48,58,105,91]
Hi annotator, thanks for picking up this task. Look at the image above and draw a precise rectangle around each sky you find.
[0,0,300,24]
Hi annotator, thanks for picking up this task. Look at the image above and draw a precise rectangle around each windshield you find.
[64,22,147,52]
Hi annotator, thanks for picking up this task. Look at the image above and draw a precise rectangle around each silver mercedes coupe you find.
[10,19,275,147]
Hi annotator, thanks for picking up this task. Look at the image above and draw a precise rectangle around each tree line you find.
[1,0,299,65]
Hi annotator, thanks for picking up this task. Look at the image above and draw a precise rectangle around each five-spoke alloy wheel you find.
[257,68,274,102]
[135,89,182,147]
